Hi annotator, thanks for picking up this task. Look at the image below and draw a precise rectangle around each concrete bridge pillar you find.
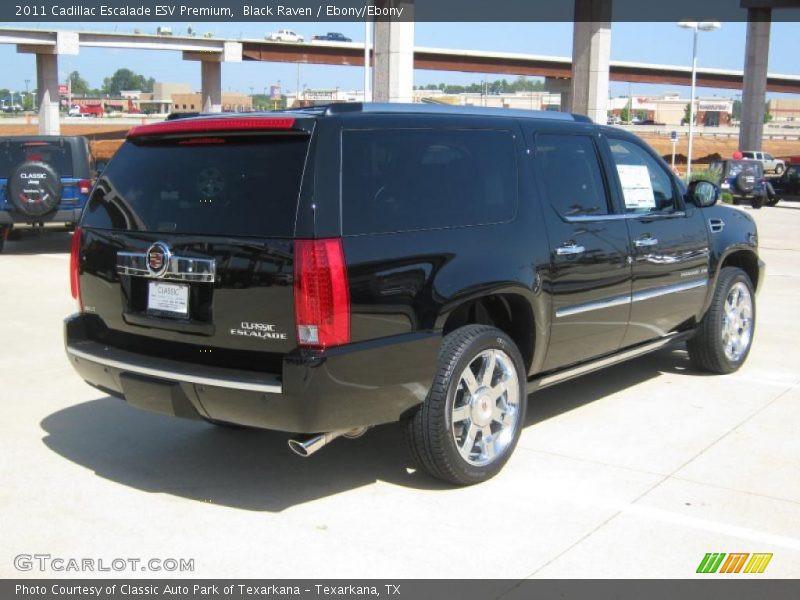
[739,8,771,152]
[17,31,79,135]
[545,77,573,113]
[373,1,415,103]
[184,41,242,114]
[570,0,611,123]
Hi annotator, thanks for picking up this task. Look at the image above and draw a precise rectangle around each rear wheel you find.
[687,267,755,374]
[775,164,785,176]
[405,325,527,485]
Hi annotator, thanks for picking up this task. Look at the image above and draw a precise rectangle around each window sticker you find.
[617,164,655,210]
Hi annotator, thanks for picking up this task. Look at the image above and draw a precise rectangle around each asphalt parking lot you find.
[1,201,799,580]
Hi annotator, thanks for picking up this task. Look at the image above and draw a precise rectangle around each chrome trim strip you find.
[117,251,216,283]
[536,333,686,387]
[632,278,707,303]
[555,293,631,318]
[66,346,282,394]
[564,211,686,223]
[556,277,708,318]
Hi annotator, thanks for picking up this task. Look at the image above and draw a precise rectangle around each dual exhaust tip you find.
[288,427,368,457]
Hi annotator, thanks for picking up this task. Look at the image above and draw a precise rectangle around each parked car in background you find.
[741,151,786,175]
[65,104,762,485]
[769,163,800,201]
[708,158,768,209]
[0,136,95,252]
[266,29,304,43]
[312,32,353,42]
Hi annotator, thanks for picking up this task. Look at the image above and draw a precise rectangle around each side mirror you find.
[94,160,107,177]
[688,180,720,208]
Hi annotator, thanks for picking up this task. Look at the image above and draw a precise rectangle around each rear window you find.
[341,128,517,235]
[81,135,309,237]
[0,140,73,178]
[726,161,762,177]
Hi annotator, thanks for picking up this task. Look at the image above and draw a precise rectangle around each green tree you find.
[67,71,91,96]
[620,105,630,123]
[101,68,155,96]
[732,99,742,122]
[764,103,773,123]
[683,102,692,124]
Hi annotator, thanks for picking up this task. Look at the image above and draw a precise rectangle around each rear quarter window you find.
[341,128,518,235]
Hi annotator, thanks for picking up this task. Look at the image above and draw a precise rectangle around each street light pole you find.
[678,20,720,181]
[687,26,698,180]
[364,16,371,103]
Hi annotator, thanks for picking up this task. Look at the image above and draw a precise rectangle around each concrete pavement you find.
[0,202,798,579]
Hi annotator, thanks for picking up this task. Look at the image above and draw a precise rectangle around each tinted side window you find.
[608,139,677,213]
[341,128,517,235]
[535,134,609,217]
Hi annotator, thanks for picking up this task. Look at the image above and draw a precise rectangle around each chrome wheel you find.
[722,282,753,362]
[451,349,520,467]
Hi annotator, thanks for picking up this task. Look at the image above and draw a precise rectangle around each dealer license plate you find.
[148,281,189,315]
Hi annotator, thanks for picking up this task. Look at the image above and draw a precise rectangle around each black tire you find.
[405,325,527,485]
[751,195,764,209]
[775,164,784,176]
[687,267,755,374]
[7,161,62,217]
[735,172,755,194]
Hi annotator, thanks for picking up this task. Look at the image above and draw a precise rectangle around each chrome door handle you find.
[556,243,586,256]
[634,237,659,247]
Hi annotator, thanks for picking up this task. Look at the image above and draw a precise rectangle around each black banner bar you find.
[4,580,800,600]
[2,0,800,23]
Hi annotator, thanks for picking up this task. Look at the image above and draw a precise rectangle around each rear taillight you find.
[70,227,83,310]
[293,238,350,349]
[78,179,91,195]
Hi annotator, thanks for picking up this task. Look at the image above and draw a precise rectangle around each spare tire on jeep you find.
[734,171,755,194]
[7,161,62,217]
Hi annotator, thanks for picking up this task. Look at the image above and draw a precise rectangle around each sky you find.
[0,20,798,99]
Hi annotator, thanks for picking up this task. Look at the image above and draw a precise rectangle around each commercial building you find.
[768,98,800,122]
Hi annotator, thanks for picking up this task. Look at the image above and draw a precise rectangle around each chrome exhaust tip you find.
[288,427,368,458]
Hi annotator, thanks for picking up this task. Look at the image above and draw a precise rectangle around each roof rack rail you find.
[267,102,594,123]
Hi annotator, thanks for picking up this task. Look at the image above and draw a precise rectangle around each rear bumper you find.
[64,314,439,433]
[0,208,82,225]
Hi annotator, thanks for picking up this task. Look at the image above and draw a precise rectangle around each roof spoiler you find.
[127,116,298,139]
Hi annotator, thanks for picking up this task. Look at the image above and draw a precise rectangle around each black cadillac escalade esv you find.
[65,104,764,485]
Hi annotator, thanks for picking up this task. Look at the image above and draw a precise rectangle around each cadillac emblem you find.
[146,242,171,277]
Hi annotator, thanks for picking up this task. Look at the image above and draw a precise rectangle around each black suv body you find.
[0,136,94,251]
[65,105,763,484]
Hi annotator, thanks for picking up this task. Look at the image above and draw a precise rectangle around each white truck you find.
[741,151,786,175]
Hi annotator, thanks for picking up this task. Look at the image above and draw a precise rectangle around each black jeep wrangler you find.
[65,105,763,485]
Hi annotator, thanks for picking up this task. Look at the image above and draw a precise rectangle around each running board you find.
[527,331,694,393]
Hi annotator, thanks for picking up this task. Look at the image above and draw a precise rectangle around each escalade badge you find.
[146,242,171,278]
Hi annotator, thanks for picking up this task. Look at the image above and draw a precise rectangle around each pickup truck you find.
[741,151,786,175]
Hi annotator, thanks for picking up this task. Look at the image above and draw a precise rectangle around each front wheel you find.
[775,164,785,176]
[687,267,755,374]
[405,325,527,485]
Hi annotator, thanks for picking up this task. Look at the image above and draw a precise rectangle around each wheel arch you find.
[436,287,544,375]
